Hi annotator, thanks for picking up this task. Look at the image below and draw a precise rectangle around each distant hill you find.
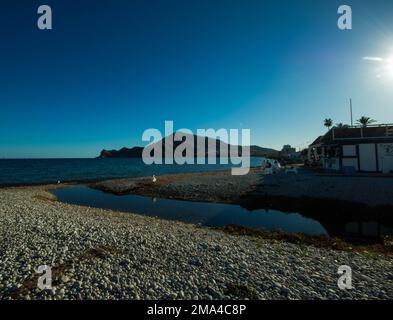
[248,145,280,157]
[97,133,280,159]
[99,147,144,158]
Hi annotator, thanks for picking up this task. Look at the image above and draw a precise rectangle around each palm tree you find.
[324,118,333,131]
[356,116,376,127]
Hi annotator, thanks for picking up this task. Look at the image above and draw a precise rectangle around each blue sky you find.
[1,0,393,158]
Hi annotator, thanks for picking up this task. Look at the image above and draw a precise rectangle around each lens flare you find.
[386,57,393,79]
[364,54,393,82]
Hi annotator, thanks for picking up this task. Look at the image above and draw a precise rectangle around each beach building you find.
[308,124,393,173]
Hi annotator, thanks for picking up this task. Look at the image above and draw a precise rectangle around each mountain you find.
[248,145,280,157]
[98,147,144,158]
[97,133,280,158]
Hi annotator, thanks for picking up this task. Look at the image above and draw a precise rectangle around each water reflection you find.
[52,186,328,236]
[52,186,393,240]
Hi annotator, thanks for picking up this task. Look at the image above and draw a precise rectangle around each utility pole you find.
[350,98,353,126]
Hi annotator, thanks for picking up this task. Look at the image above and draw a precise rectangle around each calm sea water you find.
[0,157,265,186]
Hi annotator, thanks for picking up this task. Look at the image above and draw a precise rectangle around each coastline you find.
[91,166,393,207]
[0,166,254,189]
[90,167,393,237]
[1,184,392,300]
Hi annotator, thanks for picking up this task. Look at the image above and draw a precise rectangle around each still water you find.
[53,186,393,239]
[53,186,328,236]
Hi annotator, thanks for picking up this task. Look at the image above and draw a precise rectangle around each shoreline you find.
[4,167,393,241]
[1,184,392,300]
[87,167,393,243]
[89,167,393,225]
[0,166,259,189]
[90,167,393,207]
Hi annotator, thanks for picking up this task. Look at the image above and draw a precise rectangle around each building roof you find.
[309,124,393,147]
[310,136,324,146]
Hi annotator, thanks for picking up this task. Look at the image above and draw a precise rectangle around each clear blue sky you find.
[1,0,393,158]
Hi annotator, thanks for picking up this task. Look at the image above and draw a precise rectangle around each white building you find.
[308,124,393,173]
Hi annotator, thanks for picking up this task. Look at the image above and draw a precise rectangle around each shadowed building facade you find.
[308,124,393,173]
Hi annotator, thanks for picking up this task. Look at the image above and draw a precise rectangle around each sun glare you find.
[363,53,393,82]
[386,57,393,79]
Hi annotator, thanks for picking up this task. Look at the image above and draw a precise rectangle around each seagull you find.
[57,180,61,184]
[152,175,157,183]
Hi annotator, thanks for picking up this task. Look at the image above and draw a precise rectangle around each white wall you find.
[343,145,356,157]
[359,144,377,172]
[342,158,358,171]
[378,143,393,174]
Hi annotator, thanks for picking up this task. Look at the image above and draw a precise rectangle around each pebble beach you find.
[1,185,392,300]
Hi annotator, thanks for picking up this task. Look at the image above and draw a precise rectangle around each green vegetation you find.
[335,123,350,129]
[324,118,333,131]
[357,116,377,127]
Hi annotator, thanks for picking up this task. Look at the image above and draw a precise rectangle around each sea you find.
[0,157,265,186]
